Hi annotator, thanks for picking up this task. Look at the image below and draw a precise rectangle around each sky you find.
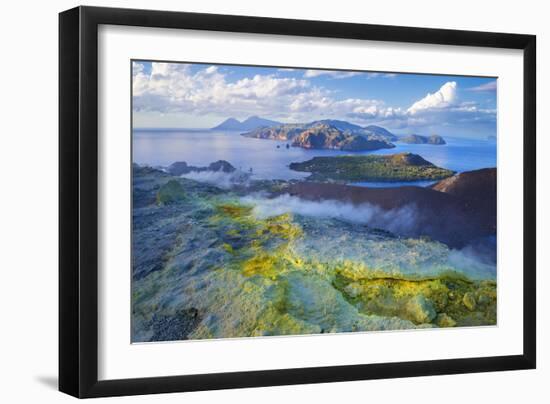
[132,60,497,139]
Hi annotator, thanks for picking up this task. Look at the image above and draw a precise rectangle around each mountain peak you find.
[212,116,281,131]
[211,118,242,130]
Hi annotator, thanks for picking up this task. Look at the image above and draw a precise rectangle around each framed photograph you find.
[59,6,536,398]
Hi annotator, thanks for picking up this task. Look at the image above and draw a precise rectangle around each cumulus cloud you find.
[347,103,406,121]
[133,62,312,118]
[407,81,457,114]
[133,62,397,122]
[132,61,145,75]
[288,88,334,113]
[353,80,495,129]
[133,63,495,132]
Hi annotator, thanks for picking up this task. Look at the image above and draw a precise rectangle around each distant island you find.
[213,117,449,151]
[289,152,455,182]
[212,116,281,131]
[400,134,446,145]
[241,119,397,151]
[290,123,395,151]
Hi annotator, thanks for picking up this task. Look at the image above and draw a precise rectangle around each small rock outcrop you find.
[208,160,236,173]
[167,160,236,176]
[462,292,477,311]
[436,313,457,327]
[405,295,437,324]
[167,161,192,176]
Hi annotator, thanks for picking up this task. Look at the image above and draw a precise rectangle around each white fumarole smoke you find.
[181,170,250,189]
[241,193,418,235]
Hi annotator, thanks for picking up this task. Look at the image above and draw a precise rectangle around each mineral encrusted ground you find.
[132,166,496,342]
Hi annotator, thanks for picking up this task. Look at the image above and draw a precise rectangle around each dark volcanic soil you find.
[286,169,496,248]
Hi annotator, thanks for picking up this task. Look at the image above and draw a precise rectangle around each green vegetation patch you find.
[289,153,455,182]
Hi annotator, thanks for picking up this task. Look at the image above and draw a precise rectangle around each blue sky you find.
[132,61,497,139]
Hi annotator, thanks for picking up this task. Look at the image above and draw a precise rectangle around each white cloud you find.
[407,81,457,114]
[289,88,333,113]
[366,72,397,79]
[349,103,405,120]
[303,70,362,79]
[227,74,309,98]
[347,81,495,130]
[134,63,388,122]
[401,82,496,129]
[133,62,312,118]
[303,70,396,79]
[288,96,400,122]
[468,80,497,92]
[133,64,495,132]
[132,61,144,75]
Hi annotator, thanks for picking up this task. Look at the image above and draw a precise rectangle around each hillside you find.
[289,153,455,182]
[291,123,394,151]
[365,125,399,141]
[242,120,396,151]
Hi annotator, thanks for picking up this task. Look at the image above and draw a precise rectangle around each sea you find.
[133,129,497,187]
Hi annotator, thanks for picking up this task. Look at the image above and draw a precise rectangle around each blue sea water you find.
[133,129,496,186]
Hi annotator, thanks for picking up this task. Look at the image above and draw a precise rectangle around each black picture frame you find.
[59,5,536,398]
